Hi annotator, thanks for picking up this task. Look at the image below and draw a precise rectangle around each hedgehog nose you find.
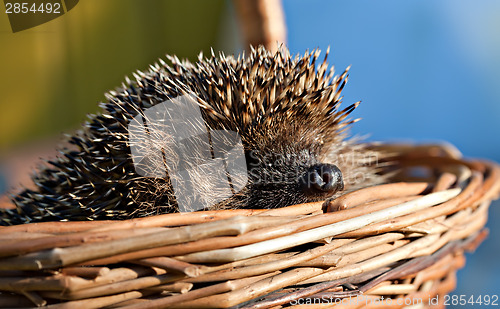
[300,164,344,196]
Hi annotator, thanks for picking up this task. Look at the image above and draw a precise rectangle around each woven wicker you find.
[0,143,499,309]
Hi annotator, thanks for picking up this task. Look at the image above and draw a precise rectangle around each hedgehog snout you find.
[300,164,344,196]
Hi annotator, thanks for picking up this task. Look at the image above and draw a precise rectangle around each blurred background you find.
[0,0,499,305]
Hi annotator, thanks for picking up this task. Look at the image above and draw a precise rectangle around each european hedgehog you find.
[1,46,383,225]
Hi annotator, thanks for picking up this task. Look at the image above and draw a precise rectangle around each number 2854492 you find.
[444,294,498,306]
[5,2,61,14]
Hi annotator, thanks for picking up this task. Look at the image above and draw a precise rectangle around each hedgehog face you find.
[244,148,344,208]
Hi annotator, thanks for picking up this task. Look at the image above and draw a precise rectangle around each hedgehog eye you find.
[300,164,344,196]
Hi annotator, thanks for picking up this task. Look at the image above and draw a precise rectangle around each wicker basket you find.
[0,143,499,309]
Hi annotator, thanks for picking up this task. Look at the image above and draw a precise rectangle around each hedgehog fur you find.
[1,46,384,225]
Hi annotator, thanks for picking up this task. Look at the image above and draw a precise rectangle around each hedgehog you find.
[0,46,384,225]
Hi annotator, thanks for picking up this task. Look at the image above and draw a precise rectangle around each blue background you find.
[284,0,500,302]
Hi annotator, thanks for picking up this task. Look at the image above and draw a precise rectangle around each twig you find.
[131,257,203,277]
[326,182,431,212]
[0,216,290,270]
[179,189,460,263]
[120,272,279,309]
[240,268,388,309]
